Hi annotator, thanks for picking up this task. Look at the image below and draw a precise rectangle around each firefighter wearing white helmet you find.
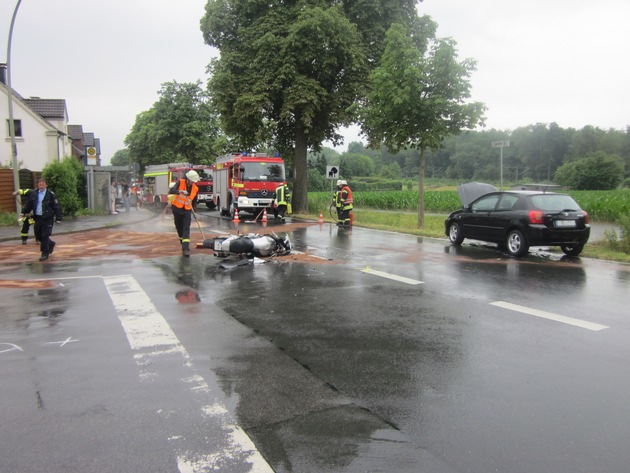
[186,170,200,182]
[333,179,353,226]
[169,169,200,256]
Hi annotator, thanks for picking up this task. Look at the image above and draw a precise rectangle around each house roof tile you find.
[67,124,84,140]
[23,98,67,119]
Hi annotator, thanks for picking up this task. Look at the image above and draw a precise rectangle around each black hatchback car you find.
[445,184,590,257]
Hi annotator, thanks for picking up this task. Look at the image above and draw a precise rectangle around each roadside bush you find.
[0,212,17,226]
[42,157,83,217]
[351,180,403,192]
[307,168,327,191]
[554,152,624,190]
[604,215,630,254]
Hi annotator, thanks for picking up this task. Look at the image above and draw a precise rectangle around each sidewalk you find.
[0,208,156,243]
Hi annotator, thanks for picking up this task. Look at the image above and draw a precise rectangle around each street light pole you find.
[6,0,23,222]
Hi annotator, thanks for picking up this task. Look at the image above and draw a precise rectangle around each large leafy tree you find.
[200,0,419,212]
[125,81,225,171]
[202,2,365,212]
[110,148,131,167]
[361,21,485,227]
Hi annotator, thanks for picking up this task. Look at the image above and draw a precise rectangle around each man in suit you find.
[21,178,63,261]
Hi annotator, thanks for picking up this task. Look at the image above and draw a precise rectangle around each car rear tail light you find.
[528,210,545,224]
[582,211,589,224]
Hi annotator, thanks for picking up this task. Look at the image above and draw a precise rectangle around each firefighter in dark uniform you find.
[13,188,36,244]
[169,170,200,257]
[273,183,291,222]
[335,179,353,227]
[21,178,63,261]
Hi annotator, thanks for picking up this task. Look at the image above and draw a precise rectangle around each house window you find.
[6,119,22,137]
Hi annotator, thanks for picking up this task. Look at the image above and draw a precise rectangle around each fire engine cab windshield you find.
[238,162,285,182]
[196,168,212,181]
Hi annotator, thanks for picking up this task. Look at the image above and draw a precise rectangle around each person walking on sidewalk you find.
[20,178,63,261]
[13,188,37,244]
[110,179,119,215]
[169,170,200,257]
[121,179,130,212]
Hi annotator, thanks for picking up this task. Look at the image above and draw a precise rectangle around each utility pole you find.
[6,0,23,222]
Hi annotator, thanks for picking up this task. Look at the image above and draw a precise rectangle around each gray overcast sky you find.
[2,0,629,164]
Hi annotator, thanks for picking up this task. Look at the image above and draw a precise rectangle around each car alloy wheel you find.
[448,222,464,245]
[507,229,529,257]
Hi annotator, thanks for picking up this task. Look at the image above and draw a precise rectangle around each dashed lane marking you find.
[360,267,424,285]
[490,301,609,331]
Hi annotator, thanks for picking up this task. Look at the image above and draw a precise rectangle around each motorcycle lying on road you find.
[202,232,292,259]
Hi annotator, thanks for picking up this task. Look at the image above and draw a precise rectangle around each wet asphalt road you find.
[1,211,629,473]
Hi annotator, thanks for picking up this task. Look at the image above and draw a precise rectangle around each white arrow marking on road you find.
[490,301,609,331]
[361,267,424,285]
[0,343,24,354]
[103,274,273,473]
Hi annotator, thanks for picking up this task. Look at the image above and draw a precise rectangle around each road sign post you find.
[491,141,510,189]
[326,166,339,196]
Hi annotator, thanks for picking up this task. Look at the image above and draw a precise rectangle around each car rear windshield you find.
[530,194,580,212]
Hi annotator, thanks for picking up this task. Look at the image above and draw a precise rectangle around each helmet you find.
[186,170,200,183]
[336,179,347,187]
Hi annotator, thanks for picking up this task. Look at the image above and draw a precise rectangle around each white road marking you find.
[360,267,424,285]
[45,337,79,347]
[490,301,609,331]
[104,274,273,472]
[0,343,24,354]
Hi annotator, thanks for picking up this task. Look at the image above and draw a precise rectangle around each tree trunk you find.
[417,146,426,228]
[292,123,308,213]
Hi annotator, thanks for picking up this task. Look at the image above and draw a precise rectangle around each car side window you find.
[497,194,518,211]
[471,194,500,212]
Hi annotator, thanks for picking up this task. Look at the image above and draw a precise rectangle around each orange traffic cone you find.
[318,211,324,224]
[262,208,268,223]
[232,208,240,222]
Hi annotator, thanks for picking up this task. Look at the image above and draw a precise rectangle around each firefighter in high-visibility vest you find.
[273,183,291,222]
[335,179,353,227]
[13,188,37,244]
[168,170,200,257]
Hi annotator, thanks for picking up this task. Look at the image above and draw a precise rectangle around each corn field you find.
[308,189,629,223]
[569,190,630,222]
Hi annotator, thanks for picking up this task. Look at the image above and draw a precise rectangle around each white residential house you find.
[0,63,94,172]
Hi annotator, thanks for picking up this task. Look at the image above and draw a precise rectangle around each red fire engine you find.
[212,153,286,219]
[141,163,215,209]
